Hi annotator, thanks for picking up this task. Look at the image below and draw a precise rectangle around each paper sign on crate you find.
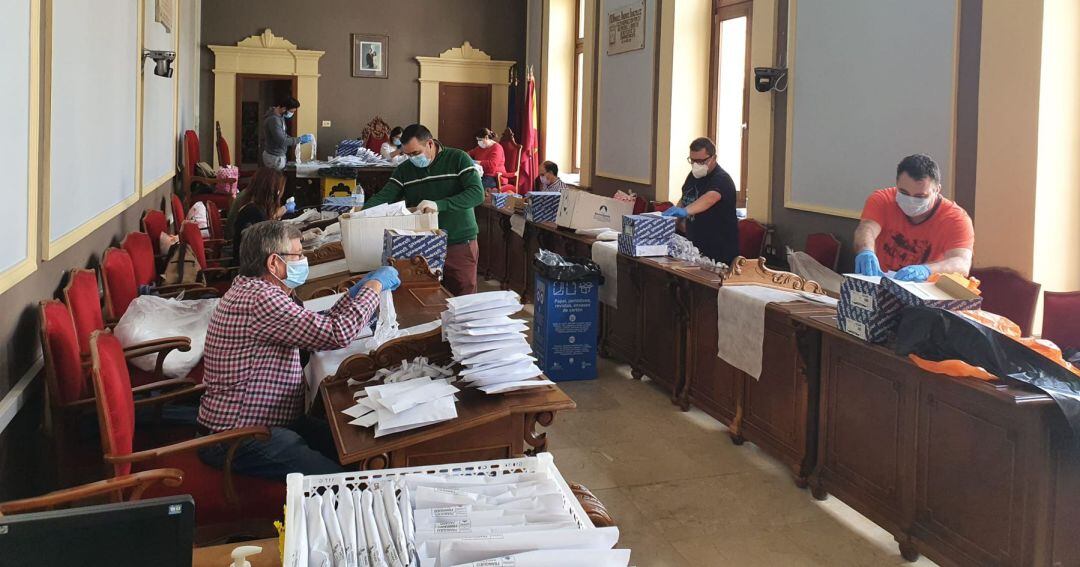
[382,228,448,273]
[526,191,561,223]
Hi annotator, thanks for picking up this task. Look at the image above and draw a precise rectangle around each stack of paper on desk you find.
[442,291,552,394]
[343,377,459,437]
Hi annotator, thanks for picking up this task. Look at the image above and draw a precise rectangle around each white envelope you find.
[445,291,520,310]
[435,526,621,567]
[349,412,379,428]
[478,379,554,394]
[452,337,530,357]
[375,396,458,437]
[336,486,359,567]
[446,305,524,323]
[449,317,524,329]
[374,382,459,415]
[352,488,372,567]
[449,548,632,567]
[372,488,406,567]
[458,344,534,366]
[380,483,409,567]
[366,377,435,403]
[446,323,530,337]
[459,359,541,380]
[461,367,545,388]
[447,330,528,344]
[343,403,375,419]
[361,490,389,567]
[458,356,539,377]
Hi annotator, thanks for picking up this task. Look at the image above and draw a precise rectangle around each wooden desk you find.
[322,379,576,469]
[797,312,1080,566]
[193,538,281,567]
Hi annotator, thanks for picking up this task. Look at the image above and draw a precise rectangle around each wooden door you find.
[438,83,491,151]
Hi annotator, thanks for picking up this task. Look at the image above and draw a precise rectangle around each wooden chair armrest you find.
[157,286,220,300]
[132,383,205,407]
[200,266,238,281]
[123,337,192,384]
[0,469,185,515]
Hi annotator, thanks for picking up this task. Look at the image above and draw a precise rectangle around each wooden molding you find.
[723,256,824,294]
[437,41,492,61]
[235,28,297,50]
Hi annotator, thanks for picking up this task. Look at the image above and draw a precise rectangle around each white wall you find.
[179,0,201,137]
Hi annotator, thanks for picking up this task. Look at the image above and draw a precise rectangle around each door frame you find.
[234,73,297,165]
[437,82,493,149]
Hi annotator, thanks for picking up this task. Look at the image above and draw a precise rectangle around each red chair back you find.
[171,194,186,232]
[206,202,225,241]
[502,139,522,174]
[738,219,767,259]
[141,209,169,249]
[215,120,232,166]
[969,267,1042,337]
[183,130,200,179]
[88,330,137,477]
[365,134,388,154]
[651,201,674,213]
[62,268,104,356]
[1042,291,1080,350]
[180,221,208,269]
[101,248,139,321]
[122,232,157,288]
[39,300,89,406]
[632,197,648,215]
[804,233,841,271]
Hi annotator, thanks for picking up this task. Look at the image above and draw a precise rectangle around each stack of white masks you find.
[351,357,455,386]
[343,377,459,438]
[299,480,414,567]
[442,292,552,394]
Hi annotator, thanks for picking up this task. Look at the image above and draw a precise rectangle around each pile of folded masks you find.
[329,147,392,167]
[667,234,729,274]
[343,376,459,438]
[296,471,629,567]
[442,291,553,394]
[349,357,456,386]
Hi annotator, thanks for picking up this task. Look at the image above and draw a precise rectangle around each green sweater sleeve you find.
[436,155,485,213]
[363,176,404,209]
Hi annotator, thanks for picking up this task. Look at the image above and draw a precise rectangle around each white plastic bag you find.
[186,201,210,237]
[113,295,218,379]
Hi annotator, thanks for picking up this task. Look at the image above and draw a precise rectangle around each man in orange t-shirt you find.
[853,154,974,282]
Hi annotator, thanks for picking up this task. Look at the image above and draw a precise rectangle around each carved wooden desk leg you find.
[792,321,822,490]
[524,411,555,455]
[672,279,691,411]
[568,482,616,528]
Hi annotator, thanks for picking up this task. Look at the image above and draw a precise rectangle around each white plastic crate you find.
[282,453,593,566]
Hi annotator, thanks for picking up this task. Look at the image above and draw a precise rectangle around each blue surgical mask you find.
[410,153,431,168]
[274,255,309,288]
[284,111,294,119]
[393,138,401,147]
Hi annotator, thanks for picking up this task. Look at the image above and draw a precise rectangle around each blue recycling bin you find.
[532,255,602,381]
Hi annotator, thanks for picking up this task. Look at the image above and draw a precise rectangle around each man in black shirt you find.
[662,137,740,264]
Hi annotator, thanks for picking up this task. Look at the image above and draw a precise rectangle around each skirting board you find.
[0,358,43,436]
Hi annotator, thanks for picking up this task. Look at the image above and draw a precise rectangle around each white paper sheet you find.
[458,343,534,366]
[452,337,530,357]
[477,379,555,394]
[375,396,458,437]
[445,305,524,323]
[433,526,621,567]
[446,323,529,337]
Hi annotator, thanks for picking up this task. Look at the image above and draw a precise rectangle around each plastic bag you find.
[895,306,1080,437]
[113,295,218,379]
[532,250,603,283]
[216,165,239,196]
[186,201,210,237]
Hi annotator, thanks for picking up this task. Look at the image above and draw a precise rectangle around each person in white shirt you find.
[380,126,404,161]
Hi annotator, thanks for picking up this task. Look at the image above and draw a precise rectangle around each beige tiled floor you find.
[543,357,940,567]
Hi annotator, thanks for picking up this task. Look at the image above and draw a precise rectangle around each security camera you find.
[753,67,787,93]
[142,49,176,78]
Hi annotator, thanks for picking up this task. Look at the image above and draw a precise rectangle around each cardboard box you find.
[491,193,524,211]
[525,191,561,223]
[556,189,635,231]
[382,229,448,274]
[621,213,675,244]
[339,210,439,272]
[837,275,903,343]
[617,233,669,257]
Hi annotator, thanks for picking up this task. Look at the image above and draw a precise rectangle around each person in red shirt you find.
[854,154,974,281]
[467,127,506,190]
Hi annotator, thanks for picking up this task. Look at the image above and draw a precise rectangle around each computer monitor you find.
[0,495,194,567]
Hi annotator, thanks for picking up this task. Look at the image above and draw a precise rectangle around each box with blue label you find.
[532,269,601,381]
[525,191,561,223]
[335,139,364,157]
[837,275,903,343]
[617,233,669,257]
[621,213,675,244]
[381,229,448,274]
[881,277,983,312]
[321,193,364,214]
[491,193,524,211]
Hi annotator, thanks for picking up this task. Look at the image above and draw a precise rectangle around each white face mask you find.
[691,162,710,179]
[896,192,935,217]
[477,139,492,149]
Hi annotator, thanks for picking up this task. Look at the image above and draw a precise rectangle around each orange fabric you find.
[909,355,996,381]
[122,232,157,287]
[468,143,507,176]
[41,300,89,404]
[102,249,139,320]
[64,270,105,356]
[90,332,136,477]
[861,187,974,272]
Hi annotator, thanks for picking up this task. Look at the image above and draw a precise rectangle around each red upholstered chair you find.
[141,209,170,252]
[170,194,187,234]
[215,120,254,182]
[361,116,391,153]
[122,232,219,298]
[804,233,841,271]
[0,468,184,515]
[738,218,768,259]
[102,247,217,324]
[650,201,675,214]
[498,129,523,194]
[969,267,1042,337]
[62,268,200,387]
[89,330,286,529]
[205,201,229,243]
[179,221,237,293]
[1042,291,1080,350]
[183,130,234,215]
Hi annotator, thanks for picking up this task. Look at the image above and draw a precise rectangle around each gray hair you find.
[238,220,301,277]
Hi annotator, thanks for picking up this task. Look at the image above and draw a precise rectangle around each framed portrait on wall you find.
[352,34,388,79]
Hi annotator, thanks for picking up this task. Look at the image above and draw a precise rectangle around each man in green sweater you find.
[364,123,485,295]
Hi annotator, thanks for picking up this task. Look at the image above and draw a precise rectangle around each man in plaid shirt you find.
[197,221,400,478]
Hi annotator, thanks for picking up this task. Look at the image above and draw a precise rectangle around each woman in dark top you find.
[232,168,286,261]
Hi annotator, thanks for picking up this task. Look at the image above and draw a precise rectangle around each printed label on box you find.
[849,290,874,311]
[842,319,868,341]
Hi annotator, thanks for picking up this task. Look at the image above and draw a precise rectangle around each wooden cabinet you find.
[600,254,640,365]
[507,228,529,297]
[476,204,493,278]
[487,211,509,286]
[683,280,740,424]
[810,326,1080,566]
[630,260,684,395]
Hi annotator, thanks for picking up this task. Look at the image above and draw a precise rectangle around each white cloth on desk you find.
[510,213,527,237]
[591,240,619,308]
[716,285,802,380]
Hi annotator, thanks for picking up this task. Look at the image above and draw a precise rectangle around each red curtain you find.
[517,73,540,194]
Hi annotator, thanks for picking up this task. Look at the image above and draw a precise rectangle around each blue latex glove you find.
[854,250,884,277]
[298,134,315,144]
[350,266,401,297]
[662,207,688,218]
[894,264,931,282]
[284,198,296,213]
